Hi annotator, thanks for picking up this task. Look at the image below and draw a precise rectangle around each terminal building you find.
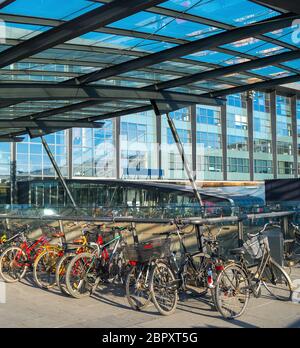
[0,0,299,209]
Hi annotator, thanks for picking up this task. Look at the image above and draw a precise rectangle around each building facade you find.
[1,91,300,183]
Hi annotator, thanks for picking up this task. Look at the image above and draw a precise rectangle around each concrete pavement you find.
[0,267,299,328]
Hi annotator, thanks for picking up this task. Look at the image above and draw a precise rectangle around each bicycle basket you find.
[124,238,171,263]
[243,235,269,259]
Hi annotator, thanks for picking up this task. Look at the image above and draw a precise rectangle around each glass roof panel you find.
[282,59,300,71]
[265,26,297,47]
[222,38,288,57]
[184,50,239,64]
[4,22,50,40]
[249,65,293,78]
[1,0,102,20]
[67,31,176,53]
[110,11,224,41]
[160,0,280,26]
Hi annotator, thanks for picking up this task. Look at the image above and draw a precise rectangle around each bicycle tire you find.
[33,248,61,289]
[214,263,250,320]
[262,258,293,301]
[65,252,98,299]
[150,261,178,316]
[125,265,152,311]
[55,252,76,296]
[0,246,28,283]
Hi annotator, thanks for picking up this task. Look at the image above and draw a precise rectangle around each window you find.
[227,94,247,109]
[170,108,190,122]
[197,132,222,149]
[167,128,191,144]
[228,158,249,173]
[253,92,270,113]
[277,141,293,156]
[254,160,273,174]
[228,135,248,151]
[278,161,294,175]
[254,139,272,153]
[227,113,248,130]
[276,95,291,117]
[198,156,222,172]
[196,107,221,125]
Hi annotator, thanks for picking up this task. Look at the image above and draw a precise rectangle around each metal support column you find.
[68,128,73,180]
[156,109,162,179]
[221,104,228,181]
[10,142,17,205]
[191,105,197,181]
[270,91,278,179]
[151,101,204,214]
[41,136,77,208]
[291,95,298,178]
[115,117,121,179]
[247,95,254,181]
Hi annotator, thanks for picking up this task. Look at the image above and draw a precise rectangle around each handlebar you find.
[248,222,281,238]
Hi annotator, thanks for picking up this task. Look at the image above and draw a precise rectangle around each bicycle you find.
[55,224,106,295]
[0,225,30,254]
[214,222,293,319]
[125,236,172,312]
[284,222,300,267]
[65,226,129,299]
[0,227,51,283]
[149,221,225,316]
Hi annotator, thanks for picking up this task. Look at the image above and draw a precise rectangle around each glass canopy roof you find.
[0,0,298,139]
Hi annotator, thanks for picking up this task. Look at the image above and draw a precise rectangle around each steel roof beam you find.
[69,13,299,85]
[0,120,105,129]
[0,0,15,9]
[202,74,300,98]
[96,0,298,50]
[0,137,24,142]
[252,1,300,14]
[151,50,300,91]
[0,0,166,69]
[2,12,296,69]
[0,83,224,106]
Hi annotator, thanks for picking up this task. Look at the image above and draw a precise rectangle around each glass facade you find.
[1,93,300,184]
[227,94,250,181]
[161,108,192,180]
[0,142,10,180]
[253,92,273,180]
[276,95,294,178]
[196,105,223,181]
[73,120,115,178]
[16,132,68,179]
[120,111,158,179]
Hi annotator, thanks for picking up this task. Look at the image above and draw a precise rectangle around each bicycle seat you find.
[230,247,245,256]
[73,237,85,244]
[52,232,65,238]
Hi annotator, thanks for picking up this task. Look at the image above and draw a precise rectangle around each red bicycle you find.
[0,230,50,283]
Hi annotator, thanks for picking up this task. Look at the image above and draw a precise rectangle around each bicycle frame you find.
[15,235,50,268]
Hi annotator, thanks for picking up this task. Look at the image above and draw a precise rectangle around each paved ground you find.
[0,267,300,328]
[1,221,288,328]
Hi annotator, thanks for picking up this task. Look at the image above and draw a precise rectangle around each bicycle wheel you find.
[262,259,293,301]
[33,248,61,289]
[214,263,250,319]
[125,264,152,311]
[65,252,99,299]
[0,246,28,283]
[55,252,76,295]
[150,261,178,316]
[182,252,208,296]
